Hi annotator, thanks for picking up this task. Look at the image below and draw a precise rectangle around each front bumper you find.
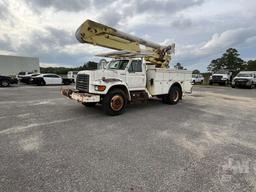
[209,79,227,83]
[61,88,100,103]
[232,80,251,87]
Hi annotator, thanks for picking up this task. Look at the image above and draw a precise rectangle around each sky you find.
[0,0,256,71]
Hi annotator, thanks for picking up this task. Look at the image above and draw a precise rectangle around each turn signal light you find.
[95,85,106,91]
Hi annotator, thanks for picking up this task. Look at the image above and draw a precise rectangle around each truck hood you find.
[212,74,228,77]
[233,77,253,80]
[78,69,125,82]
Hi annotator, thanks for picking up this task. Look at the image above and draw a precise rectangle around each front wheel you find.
[102,89,127,116]
[163,86,181,105]
[37,80,46,86]
[1,80,10,87]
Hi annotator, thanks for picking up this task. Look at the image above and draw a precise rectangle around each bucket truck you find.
[61,19,193,115]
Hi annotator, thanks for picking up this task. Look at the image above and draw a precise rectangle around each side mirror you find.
[99,59,108,69]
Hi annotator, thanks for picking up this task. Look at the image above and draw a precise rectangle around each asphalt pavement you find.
[0,85,256,192]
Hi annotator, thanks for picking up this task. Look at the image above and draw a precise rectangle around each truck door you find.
[126,60,146,90]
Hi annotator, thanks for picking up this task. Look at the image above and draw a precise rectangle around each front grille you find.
[76,74,89,92]
[235,79,248,85]
[235,79,248,82]
[212,75,222,80]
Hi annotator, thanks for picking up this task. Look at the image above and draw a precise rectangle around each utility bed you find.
[146,65,192,95]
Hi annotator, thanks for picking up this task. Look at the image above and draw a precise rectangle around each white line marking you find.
[0,118,75,135]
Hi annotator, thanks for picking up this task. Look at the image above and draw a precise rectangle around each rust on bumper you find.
[61,88,100,103]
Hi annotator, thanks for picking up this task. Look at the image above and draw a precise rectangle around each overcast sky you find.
[0,0,255,71]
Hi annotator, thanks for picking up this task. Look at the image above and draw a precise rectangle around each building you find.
[0,55,40,75]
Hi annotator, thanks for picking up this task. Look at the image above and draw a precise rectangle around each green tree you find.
[192,69,200,74]
[174,62,186,70]
[246,60,256,71]
[208,48,245,73]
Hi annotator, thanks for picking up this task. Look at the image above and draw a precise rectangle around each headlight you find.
[95,85,106,91]
[221,77,227,80]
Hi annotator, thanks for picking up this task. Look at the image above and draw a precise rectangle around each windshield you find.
[31,74,40,77]
[18,72,26,75]
[108,60,129,70]
[237,73,253,77]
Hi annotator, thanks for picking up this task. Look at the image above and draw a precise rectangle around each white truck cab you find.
[191,74,204,84]
[62,58,193,115]
[209,71,232,86]
[67,71,78,83]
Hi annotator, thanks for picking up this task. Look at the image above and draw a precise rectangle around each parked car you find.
[209,71,232,86]
[0,74,18,87]
[17,72,33,79]
[191,74,204,84]
[231,71,256,89]
[20,73,41,84]
[31,74,72,86]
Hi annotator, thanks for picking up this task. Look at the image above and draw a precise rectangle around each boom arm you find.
[75,19,175,68]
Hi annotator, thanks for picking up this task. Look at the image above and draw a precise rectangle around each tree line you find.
[40,61,98,75]
[175,48,256,75]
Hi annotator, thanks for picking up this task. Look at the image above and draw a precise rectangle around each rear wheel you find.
[163,86,181,105]
[1,80,10,87]
[102,89,127,116]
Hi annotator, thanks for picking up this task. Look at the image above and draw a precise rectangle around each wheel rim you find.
[110,95,124,111]
[2,81,8,86]
[171,90,179,102]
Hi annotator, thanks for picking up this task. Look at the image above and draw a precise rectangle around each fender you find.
[169,82,183,99]
[92,78,131,100]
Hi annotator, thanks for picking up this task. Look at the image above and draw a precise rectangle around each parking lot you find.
[0,85,256,192]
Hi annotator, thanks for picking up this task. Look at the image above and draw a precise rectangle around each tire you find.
[38,80,46,86]
[249,84,254,89]
[231,84,236,88]
[200,80,203,84]
[1,80,10,87]
[163,86,181,105]
[193,80,195,84]
[102,89,127,116]
[209,82,213,85]
[83,102,97,107]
